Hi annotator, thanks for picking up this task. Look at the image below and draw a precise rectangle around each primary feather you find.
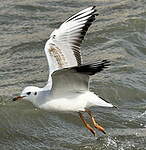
[44,6,97,76]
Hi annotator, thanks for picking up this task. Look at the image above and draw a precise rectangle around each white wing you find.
[44,6,97,75]
[51,69,88,97]
[51,60,110,97]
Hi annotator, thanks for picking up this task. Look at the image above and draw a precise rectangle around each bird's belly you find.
[39,94,88,112]
[39,91,108,112]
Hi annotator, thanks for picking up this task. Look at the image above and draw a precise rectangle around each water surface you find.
[0,0,146,149]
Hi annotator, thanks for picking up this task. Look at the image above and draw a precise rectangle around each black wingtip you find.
[92,6,98,14]
[92,6,96,9]
[95,13,99,16]
[102,60,111,66]
[75,59,111,75]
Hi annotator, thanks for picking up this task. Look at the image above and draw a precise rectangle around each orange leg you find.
[86,109,106,134]
[78,112,96,136]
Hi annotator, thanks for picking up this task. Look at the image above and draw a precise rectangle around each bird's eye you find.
[34,92,37,95]
[26,92,31,95]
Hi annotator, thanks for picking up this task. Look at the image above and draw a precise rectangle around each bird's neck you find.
[32,89,51,108]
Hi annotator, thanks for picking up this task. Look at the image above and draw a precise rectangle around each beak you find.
[12,96,25,101]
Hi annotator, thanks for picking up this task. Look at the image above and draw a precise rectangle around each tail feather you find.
[99,96,118,108]
[86,92,113,108]
[95,96,113,107]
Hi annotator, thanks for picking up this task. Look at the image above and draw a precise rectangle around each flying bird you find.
[13,6,114,136]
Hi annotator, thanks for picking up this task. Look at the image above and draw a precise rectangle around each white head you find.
[13,86,41,103]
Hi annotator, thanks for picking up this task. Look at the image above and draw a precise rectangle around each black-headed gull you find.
[13,6,114,136]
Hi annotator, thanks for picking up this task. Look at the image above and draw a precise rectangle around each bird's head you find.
[13,86,40,102]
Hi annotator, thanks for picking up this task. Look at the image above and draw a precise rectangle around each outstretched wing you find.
[44,6,97,75]
[51,60,110,97]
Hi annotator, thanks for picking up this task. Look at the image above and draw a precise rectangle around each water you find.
[0,0,146,149]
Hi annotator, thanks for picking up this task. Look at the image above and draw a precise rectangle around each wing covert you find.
[50,59,110,96]
[44,6,97,75]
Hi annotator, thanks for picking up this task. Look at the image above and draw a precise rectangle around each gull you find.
[13,6,114,136]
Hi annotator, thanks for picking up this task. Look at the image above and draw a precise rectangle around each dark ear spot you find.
[53,35,56,39]
[34,92,37,95]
